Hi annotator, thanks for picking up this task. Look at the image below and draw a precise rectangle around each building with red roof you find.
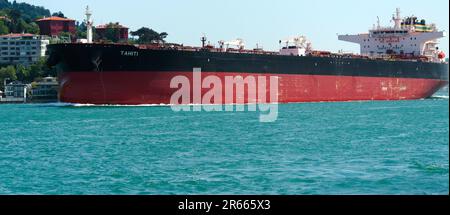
[35,16,76,37]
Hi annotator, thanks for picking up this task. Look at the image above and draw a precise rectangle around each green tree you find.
[0,0,10,9]
[25,22,39,34]
[7,9,21,22]
[0,65,17,89]
[28,57,47,81]
[104,27,120,43]
[15,18,27,33]
[96,22,125,43]
[15,64,30,82]
[76,21,87,39]
[58,31,71,42]
[4,9,20,32]
[51,11,65,18]
[130,27,168,44]
[0,20,9,34]
[0,0,50,21]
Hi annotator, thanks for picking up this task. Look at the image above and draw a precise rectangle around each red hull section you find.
[59,71,447,105]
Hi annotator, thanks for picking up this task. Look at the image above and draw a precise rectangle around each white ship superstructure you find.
[338,8,446,62]
[279,36,312,56]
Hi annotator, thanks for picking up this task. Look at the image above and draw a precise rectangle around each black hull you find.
[48,44,449,81]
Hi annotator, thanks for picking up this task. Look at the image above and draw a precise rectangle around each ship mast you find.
[393,8,402,29]
[85,6,93,43]
[201,34,207,48]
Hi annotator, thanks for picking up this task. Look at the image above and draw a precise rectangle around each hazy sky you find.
[18,0,449,54]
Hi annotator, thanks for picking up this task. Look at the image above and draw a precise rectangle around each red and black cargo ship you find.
[46,8,448,105]
[47,42,448,105]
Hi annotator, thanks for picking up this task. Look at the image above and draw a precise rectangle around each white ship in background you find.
[339,8,446,62]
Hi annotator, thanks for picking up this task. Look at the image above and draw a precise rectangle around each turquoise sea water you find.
[0,92,448,195]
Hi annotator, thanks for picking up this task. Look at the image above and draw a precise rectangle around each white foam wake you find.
[431,95,449,100]
[71,103,174,107]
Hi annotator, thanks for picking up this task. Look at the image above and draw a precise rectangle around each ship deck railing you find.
[64,41,441,63]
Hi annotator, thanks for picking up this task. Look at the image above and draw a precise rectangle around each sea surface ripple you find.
[0,91,448,194]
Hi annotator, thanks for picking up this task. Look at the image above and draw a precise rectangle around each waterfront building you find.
[3,81,30,103]
[35,16,76,37]
[31,77,59,103]
[0,34,50,65]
